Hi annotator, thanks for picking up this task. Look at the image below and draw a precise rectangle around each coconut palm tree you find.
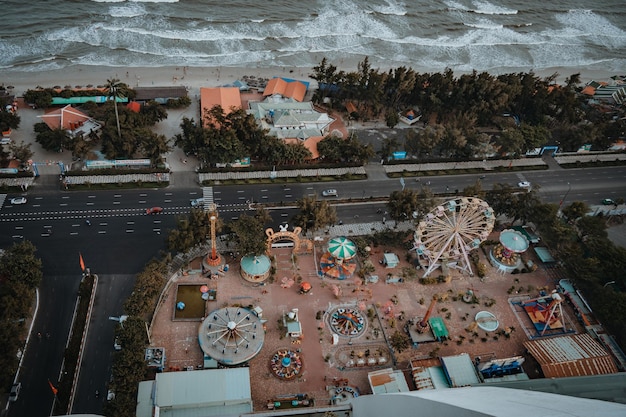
[105,78,125,141]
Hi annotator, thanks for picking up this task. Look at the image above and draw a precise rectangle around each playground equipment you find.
[522,291,564,336]
[417,297,438,333]
[413,197,494,277]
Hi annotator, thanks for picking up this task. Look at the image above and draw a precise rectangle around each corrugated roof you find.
[155,368,251,409]
[441,353,481,387]
[368,368,410,394]
[524,334,618,378]
[135,86,188,101]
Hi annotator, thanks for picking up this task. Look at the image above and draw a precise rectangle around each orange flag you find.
[48,379,58,396]
[79,252,85,271]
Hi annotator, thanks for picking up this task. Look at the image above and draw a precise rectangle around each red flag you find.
[79,252,85,271]
[48,379,58,396]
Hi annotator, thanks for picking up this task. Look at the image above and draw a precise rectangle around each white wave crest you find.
[371,0,407,16]
[472,0,517,15]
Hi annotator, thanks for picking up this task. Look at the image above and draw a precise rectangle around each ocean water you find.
[1,0,625,74]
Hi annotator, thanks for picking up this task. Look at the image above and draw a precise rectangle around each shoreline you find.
[0,64,619,99]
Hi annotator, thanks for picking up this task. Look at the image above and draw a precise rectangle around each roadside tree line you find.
[0,241,43,390]
[311,58,625,157]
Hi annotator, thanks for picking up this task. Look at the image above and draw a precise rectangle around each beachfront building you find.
[262,78,307,102]
[248,98,334,159]
[134,86,188,105]
[200,86,242,125]
[38,104,101,138]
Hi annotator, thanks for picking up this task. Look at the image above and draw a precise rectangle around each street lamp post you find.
[604,281,616,288]
[559,182,572,208]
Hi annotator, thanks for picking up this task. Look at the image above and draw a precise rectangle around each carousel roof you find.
[198,307,265,365]
[328,236,357,260]
[499,229,530,253]
[240,254,271,275]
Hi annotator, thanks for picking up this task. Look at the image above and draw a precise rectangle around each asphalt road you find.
[2,165,626,416]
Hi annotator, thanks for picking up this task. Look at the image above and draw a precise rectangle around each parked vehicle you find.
[602,198,616,206]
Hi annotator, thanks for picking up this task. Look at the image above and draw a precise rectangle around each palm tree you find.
[105,78,125,141]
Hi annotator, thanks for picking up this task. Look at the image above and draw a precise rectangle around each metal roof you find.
[154,368,251,416]
[525,334,618,378]
[368,368,410,394]
[441,353,481,387]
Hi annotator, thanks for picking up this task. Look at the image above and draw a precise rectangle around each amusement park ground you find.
[149,231,585,411]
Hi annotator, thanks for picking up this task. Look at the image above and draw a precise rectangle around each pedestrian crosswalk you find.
[202,187,214,211]
[0,194,6,209]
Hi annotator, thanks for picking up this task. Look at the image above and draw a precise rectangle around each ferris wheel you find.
[413,197,495,277]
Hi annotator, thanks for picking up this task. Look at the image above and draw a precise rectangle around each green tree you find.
[389,330,410,353]
[561,201,589,223]
[387,189,420,222]
[105,78,127,141]
[34,123,69,152]
[7,140,33,164]
[292,196,337,234]
[228,210,271,256]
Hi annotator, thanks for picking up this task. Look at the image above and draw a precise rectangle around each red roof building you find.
[200,87,242,126]
[38,105,101,137]
[263,78,306,102]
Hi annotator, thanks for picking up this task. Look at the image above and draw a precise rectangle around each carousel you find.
[490,229,529,273]
[320,236,358,280]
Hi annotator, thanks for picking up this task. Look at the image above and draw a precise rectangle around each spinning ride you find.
[198,307,265,365]
[328,306,367,338]
[413,197,494,277]
[270,349,303,380]
[490,229,529,272]
[320,237,358,280]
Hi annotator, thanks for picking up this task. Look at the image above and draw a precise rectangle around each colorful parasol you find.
[200,285,209,293]
[327,236,357,260]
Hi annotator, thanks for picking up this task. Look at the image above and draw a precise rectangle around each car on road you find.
[517,181,531,189]
[190,197,204,207]
[146,206,163,215]
[9,382,21,402]
[114,337,122,351]
[322,189,338,197]
[0,138,12,145]
[10,197,27,205]
[602,198,616,206]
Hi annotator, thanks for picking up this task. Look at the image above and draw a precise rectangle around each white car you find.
[322,189,338,197]
[0,138,11,145]
[10,197,27,205]
[517,181,531,189]
[190,197,204,207]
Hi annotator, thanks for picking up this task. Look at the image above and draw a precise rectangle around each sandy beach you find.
[0,64,619,99]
